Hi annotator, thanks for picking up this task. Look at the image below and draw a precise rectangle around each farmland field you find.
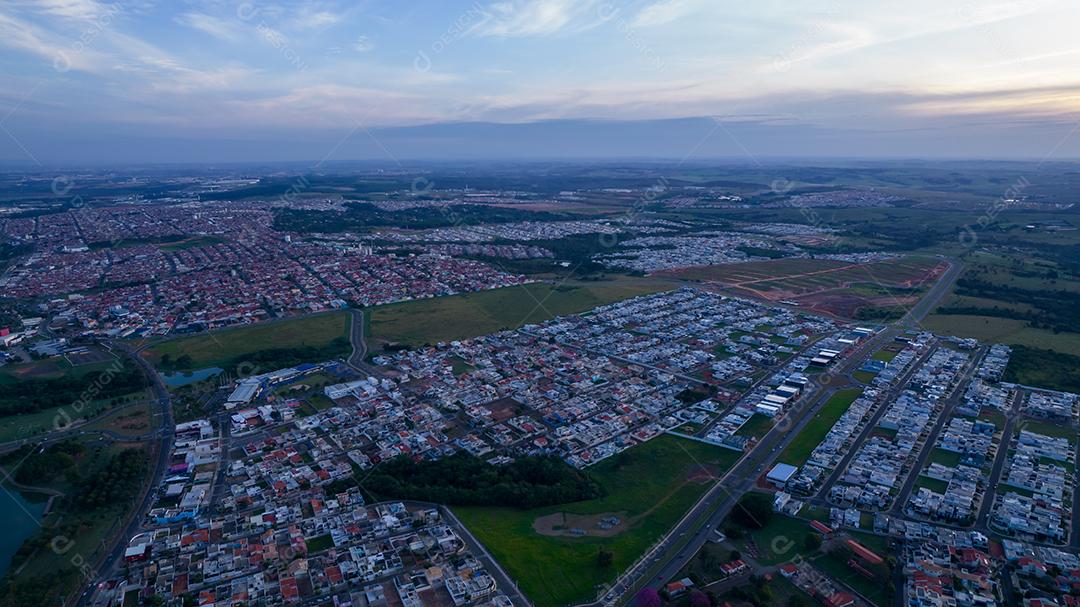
[369,276,676,347]
[453,434,740,607]
[925,250,1080,359]
[140,311,351,370]
[922,315,1080,357]
[660,256,947,318]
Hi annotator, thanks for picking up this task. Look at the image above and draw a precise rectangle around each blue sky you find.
[2,0,1080,164]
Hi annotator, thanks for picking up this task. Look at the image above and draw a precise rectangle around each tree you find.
[597,549,614,568]
[729,549,742,562]
[728,493,773,530]
[803,533,822,552]
[689,590,710,607]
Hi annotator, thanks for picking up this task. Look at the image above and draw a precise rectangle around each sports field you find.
[369,276,675,347]
[141,311,351,370]
[661,256,946,318]
[776,388,864,468]
[454,434,740,607]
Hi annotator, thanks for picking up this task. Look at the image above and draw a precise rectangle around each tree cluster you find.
[76,448,147,509]
[727,493,773,530]
[2,440,84,485]
[0,365,147,417]
[363,452,603,508]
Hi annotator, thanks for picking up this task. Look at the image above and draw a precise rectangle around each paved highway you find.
[77,341,173,607]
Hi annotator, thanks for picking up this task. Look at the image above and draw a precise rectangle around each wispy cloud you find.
[631,0,699,27]
[293,8,342,30]
[176,12,243,42]
[18,0,116,22]
[467,0,608,37]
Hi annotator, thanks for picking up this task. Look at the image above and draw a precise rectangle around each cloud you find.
[631,0,698,27]
[467,0,608,37]
[19,0,117,22]
[176,12,243,42]
[353,35,374,52]
[293,9,341,30]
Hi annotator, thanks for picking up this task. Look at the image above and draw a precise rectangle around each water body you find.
[160,367,223,388]
[0,488,47,577]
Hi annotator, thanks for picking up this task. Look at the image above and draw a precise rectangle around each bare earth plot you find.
[660,256,947,318]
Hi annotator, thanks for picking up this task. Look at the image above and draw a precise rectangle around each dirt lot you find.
[533,512,630,538]
[662,256,946,318]
[485,397,526,422]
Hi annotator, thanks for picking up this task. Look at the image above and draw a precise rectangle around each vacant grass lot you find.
[141,311,350,370]
[0,391,149,443]
[852,370,877,384]
[454,435,739,607]
[776,388,863,468]
[1021,420,1078,441]
[369,277,675,347]
[871,349,899,362]
[735,413,774,439]
[740,513,818,565]
[929,448,962,468]
[0,356,117,385]
[922,314,1080,357]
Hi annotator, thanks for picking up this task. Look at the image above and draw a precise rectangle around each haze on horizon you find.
[1,0,1080,165]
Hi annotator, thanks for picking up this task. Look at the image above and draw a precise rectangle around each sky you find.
[1,0,1080,165]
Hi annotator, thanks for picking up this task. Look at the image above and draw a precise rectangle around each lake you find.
[0,488,47,577]
[160,366,223,388]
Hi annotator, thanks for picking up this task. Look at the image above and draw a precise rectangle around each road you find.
[346,308,387,379]
[76,341,174,607]
[347,308,368,368]
[598,256,963,607]
[889,345,985,514]
[976,389,1022,529]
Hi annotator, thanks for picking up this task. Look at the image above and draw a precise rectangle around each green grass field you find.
[369,277,675,347]
[922,314,1080,357]
[735,413,774,439]
[741,514,820,565]
[915,476,949,494]
[140,311,350,370]
[1020,420,1078,441]
[929,448,962,468]
[776,388,864,468]
[812,550,891,607]
[453,435,739,607]
[852,370,877,384]
[0,356,118,385]
[871,349,899,362]
[924,249,1080,359]
[0,391,148,443]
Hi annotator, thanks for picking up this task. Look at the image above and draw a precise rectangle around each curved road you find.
[347,308,368,369]
[76,341,174,607]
